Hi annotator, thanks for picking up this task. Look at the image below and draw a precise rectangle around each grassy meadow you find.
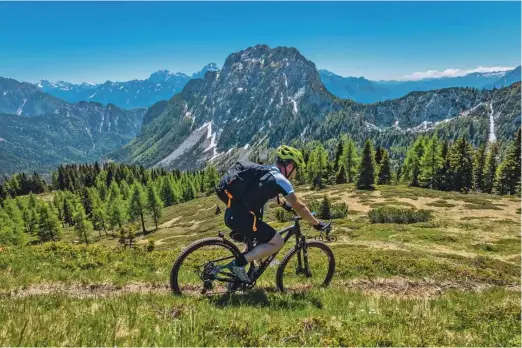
[0,184,520,346]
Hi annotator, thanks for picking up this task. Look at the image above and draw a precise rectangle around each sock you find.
[234,254,248,267]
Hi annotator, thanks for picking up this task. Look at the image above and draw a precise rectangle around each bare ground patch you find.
[2,277,517,300]
[158,216,181,229]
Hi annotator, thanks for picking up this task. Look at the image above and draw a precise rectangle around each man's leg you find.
[244,233,284,263]
[226,213,283,283]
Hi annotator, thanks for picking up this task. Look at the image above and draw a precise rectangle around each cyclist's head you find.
[275,145,305,179]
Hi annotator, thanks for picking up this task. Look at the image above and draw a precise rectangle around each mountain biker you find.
[216,145,328,284]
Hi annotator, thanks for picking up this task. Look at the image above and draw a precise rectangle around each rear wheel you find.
[276,241,335,292]
[170,237,242,295]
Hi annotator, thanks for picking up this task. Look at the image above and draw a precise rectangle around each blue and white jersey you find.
[241,164,295,216]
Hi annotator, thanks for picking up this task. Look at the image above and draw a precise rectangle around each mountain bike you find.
[170,213,336,295]
[314,230,337,242]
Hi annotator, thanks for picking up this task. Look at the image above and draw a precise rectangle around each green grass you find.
[0,289,519,346]
[1,184,520,346]
[426,199,456,208]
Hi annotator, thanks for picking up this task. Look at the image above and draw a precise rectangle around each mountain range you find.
[1,44,520,175]
[37,63,219,109]
[0,78,145,175]
[108,45,521,171]
[319,66,521,104]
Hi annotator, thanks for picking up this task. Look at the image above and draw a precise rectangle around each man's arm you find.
[284,193,320,226]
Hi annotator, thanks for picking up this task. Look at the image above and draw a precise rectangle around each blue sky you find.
[0,1,520,83]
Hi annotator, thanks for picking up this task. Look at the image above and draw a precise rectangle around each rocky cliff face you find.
[110,45,342,169]
[110,45,521,171]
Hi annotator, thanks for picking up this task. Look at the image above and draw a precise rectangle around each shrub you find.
[368,206,432,224]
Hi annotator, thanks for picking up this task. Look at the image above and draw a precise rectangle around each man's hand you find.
[313,221,328,231]
[284,193,320,226]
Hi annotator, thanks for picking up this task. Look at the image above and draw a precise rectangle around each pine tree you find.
[494,128,521,195]
[449,138,474,193]
[91,192,108,237]
[357,139,375,190]
[129,183,147,234]
[37,203,62,243]
[307,144,329,189]
[402,136,426,187]
[109,194,126,230]
[483,143,499,194]
[0,208,26,246]
[120,181,131,200]
[319,195,331,219]
[74,204,93,244]
[147,182,163,230]
[437,140,452,191]
[160,177,177,207]
[333,136,345,172]
[28,192,37,209]
[203,165,220,194]
[341,137,358,183]
[63,196,75,226]
[3,198,24,231]
[472,143,487,192]
[335,162,348,184]
[375,146,383,165]
[419,135,442,189]
[107,181,121,202]
[377,149,392,185]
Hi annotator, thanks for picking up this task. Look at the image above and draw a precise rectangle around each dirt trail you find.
[1,277,517,300]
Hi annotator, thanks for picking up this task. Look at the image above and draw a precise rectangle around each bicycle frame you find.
[246,219,307,282]
[205,218,309,285]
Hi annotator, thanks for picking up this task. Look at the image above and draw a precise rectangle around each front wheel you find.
[275,241,335,292]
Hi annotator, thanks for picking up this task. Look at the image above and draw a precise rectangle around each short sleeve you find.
[272,171,295,196]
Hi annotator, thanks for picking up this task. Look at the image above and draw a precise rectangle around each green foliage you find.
[494,128,521,195]
[319,195,331,219]
[449,137,474,193]
[473,143,487,191]
[307,144,329,189]
[420,135,443,188]
[37,203,62,243]
[146,182,163,230]
[129,183,147,234]
[368,206,432,224]
[377,149,392,185]
[74,204,93,244]
[357,139,375,190]
[483,143,499,194]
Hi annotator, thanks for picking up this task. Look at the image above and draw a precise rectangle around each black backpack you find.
[215,160,265,209]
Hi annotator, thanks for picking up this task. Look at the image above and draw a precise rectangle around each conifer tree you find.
[37,203,62,242]
[483,142,499,194]
[472,143,487,191]
[129,183,147,234]
[420,135,443,188]
[74,204,93,244]
[449,138,474,193]
[147,182,163,230]
[377,149,392,185]
[357,139,375,190]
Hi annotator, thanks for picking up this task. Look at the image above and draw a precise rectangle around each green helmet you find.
[276,145,305,168]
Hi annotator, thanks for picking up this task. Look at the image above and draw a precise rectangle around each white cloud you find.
[399,66,515,81]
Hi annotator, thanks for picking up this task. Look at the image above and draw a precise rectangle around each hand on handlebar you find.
[313,221,329,231]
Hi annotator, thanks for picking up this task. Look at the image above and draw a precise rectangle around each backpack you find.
[215,160,264,209]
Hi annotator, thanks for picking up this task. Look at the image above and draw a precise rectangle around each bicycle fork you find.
[296,236,312,277]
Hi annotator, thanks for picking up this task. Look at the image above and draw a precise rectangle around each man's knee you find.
[268,232,284,250]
